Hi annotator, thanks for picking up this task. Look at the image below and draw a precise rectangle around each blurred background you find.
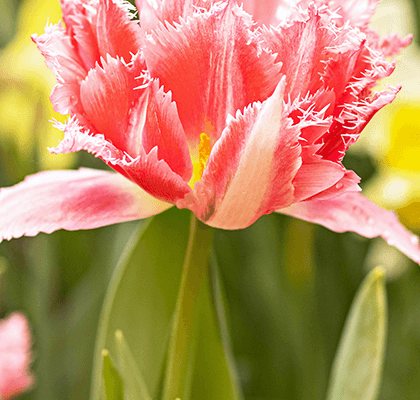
[0,0,419,399]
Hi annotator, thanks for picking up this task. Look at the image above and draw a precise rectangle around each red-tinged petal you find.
[292,160,345,202]
[318,86,400,162]
[79,54,147,156]
[0,313,34,400]
[241,0,280,26]
[124,147,192,202]
[179,78,301,229]
[0,169,172,242]
[260,6,365,100]
[144,2,281,147]
[96,0,143,62]
[142,80,192,181]
[307,169,361,201]
[278,192,420,264]
[31,22,87,116]
[51,118,192,203]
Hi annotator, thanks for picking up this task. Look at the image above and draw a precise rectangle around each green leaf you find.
[91,208,192,400]
[326,267,388,400]
[114,329,152,400]
[102,349,124,400]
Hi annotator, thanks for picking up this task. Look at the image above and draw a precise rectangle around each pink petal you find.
[141,80,192,182]
[0,313,34,400]
[318,86,400,162]
[96,0,143,62]
[307,170,361,201]
[260,6,363,100]
[79,54,147,156]
[292,160,345,202]
[51,119,192,203]
[0,169,172,241]
[31,22,87,116]
[241,0,280,26]
[179,78,301,229]
[278,192,420,264]
[124,147,192,202]
[327,0,378,28]
[143,2,281,147]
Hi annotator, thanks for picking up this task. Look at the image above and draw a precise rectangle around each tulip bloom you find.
[0,313,34,400]
[0,0,419,262]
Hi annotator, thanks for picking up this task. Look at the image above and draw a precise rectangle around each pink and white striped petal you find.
[0,169,172,242]
[144,2,281,147]
[241,0,281,26]
[278,192,420,264]
[179,77,302,229]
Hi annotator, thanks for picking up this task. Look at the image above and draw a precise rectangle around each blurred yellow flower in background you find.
[0,0,75,177]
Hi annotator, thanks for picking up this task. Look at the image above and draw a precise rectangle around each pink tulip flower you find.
[0,313,35,400]
[0,0,419,263]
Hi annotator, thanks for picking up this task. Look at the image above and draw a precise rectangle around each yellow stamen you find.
[189,132,211,188]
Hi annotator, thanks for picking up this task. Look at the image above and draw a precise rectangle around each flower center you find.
[189,132,211,188]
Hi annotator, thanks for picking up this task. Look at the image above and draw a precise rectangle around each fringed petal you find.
[51,118,192,203]
[0,169,172,241]
[144,2,281,147]
[31,22,87,116]
[96,0,143,62]
[79,54,147,156]
[141,80,192,181]
[278,192,420,264]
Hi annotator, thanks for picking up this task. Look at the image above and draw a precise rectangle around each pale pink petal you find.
[327,0,378,28]
[144,2,281,147]
[0,169,172,241]
[307,170,361,201]
[278,192,420,264]
[51,119,192,203]
[141,80,192,182]
[96,0,143,62]
[179,77,301,229]
[31,22,87,116]
[79,54,147,156]
[292,160,345,202]
[0,313,34,400]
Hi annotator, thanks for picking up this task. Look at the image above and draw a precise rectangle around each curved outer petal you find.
[178,77,302,229]
[278,192,420,264]
[0,313,34,400]
[79,54,147,156]
[51,119,192,203]
[144,2,281,147]
[0,169,172,242]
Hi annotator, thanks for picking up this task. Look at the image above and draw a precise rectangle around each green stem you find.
[162,214,213,400]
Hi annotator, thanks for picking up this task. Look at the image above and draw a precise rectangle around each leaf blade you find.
[326,267,388,400]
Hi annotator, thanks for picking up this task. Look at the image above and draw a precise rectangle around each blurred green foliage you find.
[0,0,420,400]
